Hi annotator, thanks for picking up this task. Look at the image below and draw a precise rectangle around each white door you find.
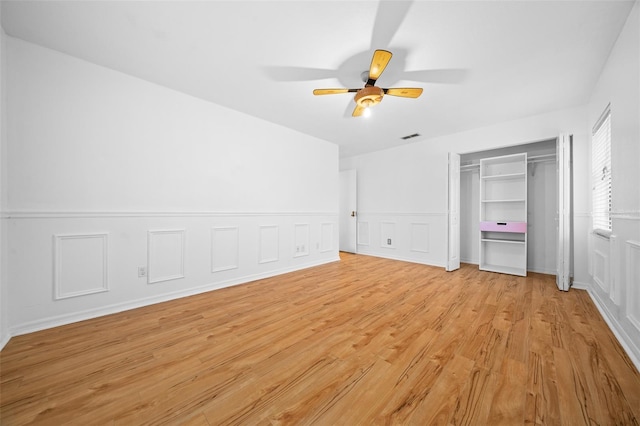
[446,153,461,271]
[556,133,572,291]
[339,170,357,253]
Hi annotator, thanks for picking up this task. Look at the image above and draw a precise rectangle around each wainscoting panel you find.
[355,212,447,267]
[380,222,396,249]
[294,224,310,258]
[148,229,186,284]
[320,222,333,253]
[357,222,370,246]
[259,225,279,264]
[410,223,429,254]
[626,240,640,332]
[593,249,609,293]
[53,233,108,299]
[211,226,239,272]
[6,212,339,340]
[609,234,621,305]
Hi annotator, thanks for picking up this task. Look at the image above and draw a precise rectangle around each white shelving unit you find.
[479,153,527,276]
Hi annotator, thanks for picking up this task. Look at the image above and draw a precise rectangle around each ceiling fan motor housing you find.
[354,86,384,108]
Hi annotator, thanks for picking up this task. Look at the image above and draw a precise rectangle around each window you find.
[592,105,611,233]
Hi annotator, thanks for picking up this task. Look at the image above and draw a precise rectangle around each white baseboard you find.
[0,332,11,352]
[571,280,589,290]
[452,260,555,276]
[355,251,446,268]
[7,257,339,340]
[578,282,640,373]
[527,267,556,275]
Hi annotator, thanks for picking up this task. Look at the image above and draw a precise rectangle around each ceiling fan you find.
[313,49,423,117]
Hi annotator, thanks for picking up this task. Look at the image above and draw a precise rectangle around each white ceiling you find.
[1,0,634,158]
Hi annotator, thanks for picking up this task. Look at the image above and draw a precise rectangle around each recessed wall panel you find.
[627,241,640,332]
[54,233,108,299]
[358,222,370,246]
[380,222,396,248]
[294,223,310,257]
[259,225,279,264]
[148,229,185,284]
[211,226,239,272]
[410,223,430,253]
[610,234,621,305]
[320,222,333,253]
[593,249,609,293]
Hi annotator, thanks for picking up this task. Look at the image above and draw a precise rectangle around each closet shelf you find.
[481,172,526,180]
[481,199,526,203]
[481,238,526,245]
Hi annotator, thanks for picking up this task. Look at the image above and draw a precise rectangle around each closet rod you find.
[460,153,556,170]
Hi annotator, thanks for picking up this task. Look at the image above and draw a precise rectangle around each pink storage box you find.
[480,221,527,233]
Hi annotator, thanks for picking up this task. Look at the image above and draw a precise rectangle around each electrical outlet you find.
[387,238,392,245]
[138,266,147,278]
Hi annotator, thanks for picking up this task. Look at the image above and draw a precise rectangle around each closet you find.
[460,139,557,276]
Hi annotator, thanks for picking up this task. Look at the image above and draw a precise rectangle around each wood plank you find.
[1,255,638,424]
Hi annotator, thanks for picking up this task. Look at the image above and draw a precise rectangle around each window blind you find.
[592,106,611,232]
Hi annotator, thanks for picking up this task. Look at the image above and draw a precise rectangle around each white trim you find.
[626,241,640,332]
[355,211,447,217]
[0,333,12,352]
[2,211,338,219]
[293,223,310,258]
[592,102,611,135]
[8,257,340,339]
[352,252,446,268]
[593,229,612,239]
[380,221,397,249]
[611,210,640,220]
[410,222,430,254]
[258,225,279,264]
[584,285,640,374]
[593,249,609,293]
[211,226,240,273]
[319,222,334,253]
[571,280,590,290]
[357,221,370,246]
[609,234,621,305]
[526,267,557,275]
[53,233,109,300]
[147,229,186,284]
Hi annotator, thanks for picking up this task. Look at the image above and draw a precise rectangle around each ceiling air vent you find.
[400,133,420,140]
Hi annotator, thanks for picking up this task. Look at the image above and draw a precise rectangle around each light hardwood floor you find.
[1,253,639,425]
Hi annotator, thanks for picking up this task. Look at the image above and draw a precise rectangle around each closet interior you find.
[460,139,558,275]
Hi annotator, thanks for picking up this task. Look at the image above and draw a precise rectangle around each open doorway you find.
[339,170,357,253]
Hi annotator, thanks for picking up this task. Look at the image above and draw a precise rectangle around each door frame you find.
[446,152,461,271]
[556,133,573,291]
[447,135,573,285]
[339,169,357,253]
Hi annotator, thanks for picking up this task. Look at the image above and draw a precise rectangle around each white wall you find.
[582,0,640,369]
[1,37,339,343]
[341,106,588,271]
